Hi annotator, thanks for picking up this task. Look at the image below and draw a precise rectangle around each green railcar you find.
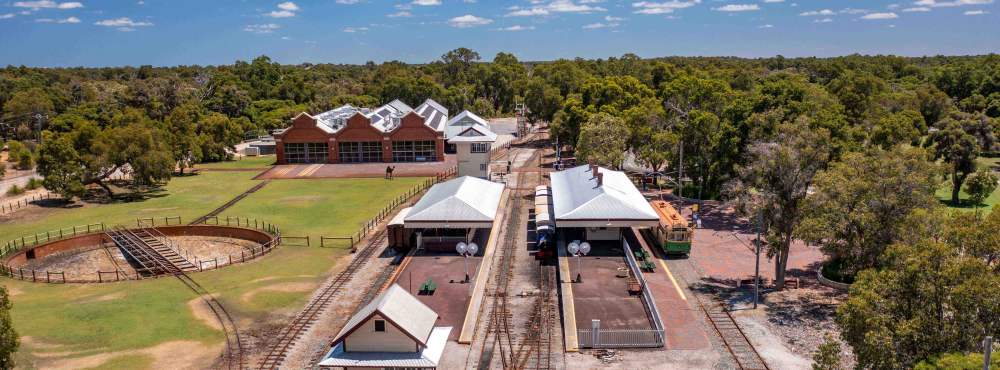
[650,200,693,255]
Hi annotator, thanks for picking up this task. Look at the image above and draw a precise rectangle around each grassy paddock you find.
[3,174,428,369]
[194,155,276,170]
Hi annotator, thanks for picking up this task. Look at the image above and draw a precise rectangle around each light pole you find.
[568,241,591,283]
[753,210,762,310]
[456,242,478,283]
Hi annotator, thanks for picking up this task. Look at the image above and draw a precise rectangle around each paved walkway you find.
[630,228,712,350]
[255,155,457,179]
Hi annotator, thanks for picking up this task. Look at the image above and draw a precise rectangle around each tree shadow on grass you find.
[937,198,989,209]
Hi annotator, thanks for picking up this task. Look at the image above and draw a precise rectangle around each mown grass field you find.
[936,157,1000,211]
[1,170,428,369]
[194,155,276,170]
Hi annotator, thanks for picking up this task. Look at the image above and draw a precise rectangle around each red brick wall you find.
[276,111,445,164]
[275,114,331,165]
[390,112,446,161]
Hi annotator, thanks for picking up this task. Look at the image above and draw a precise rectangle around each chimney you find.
[597,173,604,187]
[591,164,599,178]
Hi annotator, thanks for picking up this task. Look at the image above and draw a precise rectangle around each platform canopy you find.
[550,165,659,228]
[404,176,505,229]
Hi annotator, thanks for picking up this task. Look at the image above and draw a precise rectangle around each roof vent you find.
[597,173,604,187]
[591,165,599,179]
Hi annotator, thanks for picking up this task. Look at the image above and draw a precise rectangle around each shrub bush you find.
[25,178,43,190]
[5,185,24,196]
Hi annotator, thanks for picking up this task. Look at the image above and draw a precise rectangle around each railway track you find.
[477,184,523,370]
[255,229,387,370]
[512,264,558,370]
[698,299,769,370]
[106,226,245,369]
[189,180,270,225]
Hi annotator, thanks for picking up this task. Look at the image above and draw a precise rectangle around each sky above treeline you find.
[0,0,998,67]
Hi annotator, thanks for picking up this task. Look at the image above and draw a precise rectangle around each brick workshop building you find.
[275,99,449,164]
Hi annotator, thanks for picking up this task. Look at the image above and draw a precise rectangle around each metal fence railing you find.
[576,329,665,348]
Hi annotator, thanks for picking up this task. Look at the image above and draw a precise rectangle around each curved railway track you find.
[255,229,388,370]
[105,226,245,369]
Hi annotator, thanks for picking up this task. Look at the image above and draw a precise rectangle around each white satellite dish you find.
[467,242,479,255]
[456,242,468,255]
[568,242,580,255]
[579,242,591,255]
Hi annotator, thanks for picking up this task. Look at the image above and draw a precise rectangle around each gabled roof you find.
[415,99,449,132]
[550,165,659,225]
[386,99,414,113]
[332,284,438,347]
[416,98,448,117]
[404,176,504,224]
[444,110,491,139]
[319,327,451,369]
[447,125,498,143]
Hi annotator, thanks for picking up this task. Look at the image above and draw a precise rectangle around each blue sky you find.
[0,0,997,67]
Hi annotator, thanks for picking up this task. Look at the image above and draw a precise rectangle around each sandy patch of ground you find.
[187,295,223,331]
[734,311,812,370]
[20,336,66,350]
[240,281,317,303]
[6,285,24,297]
[39,340,221,370]
[172,236,259,262]
[248,275,314,284]
[20,246,135,282]
[87,291,126,303]
[279,195,325,203]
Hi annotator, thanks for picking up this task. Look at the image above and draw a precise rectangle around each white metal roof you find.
[389,207,412,226]
[416,99,449,132]
[331,284,438,347]
[550,165,659,227]
[318,327,451,369]
[404,176,504,227]
[444,110,490,139]
[447,125,498,143]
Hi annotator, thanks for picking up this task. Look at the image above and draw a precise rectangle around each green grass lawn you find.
[936,157,1000,211]
[194,155,276,170]
[2,173,428,369]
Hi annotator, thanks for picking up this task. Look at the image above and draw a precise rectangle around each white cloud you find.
[387,11,412,17]
[964,9,989,14]
[412,0,441,5]
[343,26,369,32]
[713,4,759,12]
[799,9,835,16]
[758,24,774,28]
[244,23,280,33]
[0,13,16,19]
[498,24,535,31]
[631,0,700,15]
[813,17,833,22]
[903,7,931,11]
[94,17,152,27]
[861,12,899,19]
[763,0,784,2]
[265,2,300,18]
[583,22,615,28]
[913,0,994,8]
[448,14,492,27]
[508,0,608,17]
[13,1,83,10]
[336,0,361,4]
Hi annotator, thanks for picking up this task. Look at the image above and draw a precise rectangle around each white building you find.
[401,176,505,251]
[445,111,497,179]
[550,164,659,240]
[318,284,451,369]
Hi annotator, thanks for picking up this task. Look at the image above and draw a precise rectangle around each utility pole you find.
[753,210,762,309]
[677,143,684,200]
